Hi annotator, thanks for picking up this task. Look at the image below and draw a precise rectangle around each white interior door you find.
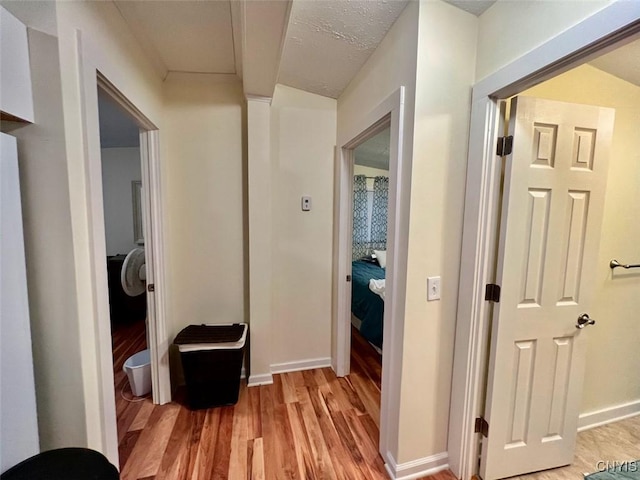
[480,96,614,480]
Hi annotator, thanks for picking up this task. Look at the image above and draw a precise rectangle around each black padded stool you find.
[0,448,119,480]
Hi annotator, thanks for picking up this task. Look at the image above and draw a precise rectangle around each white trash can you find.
[123,349,151,397]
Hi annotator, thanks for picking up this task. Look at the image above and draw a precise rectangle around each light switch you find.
[427,276,441,301]
[301,196,312,211]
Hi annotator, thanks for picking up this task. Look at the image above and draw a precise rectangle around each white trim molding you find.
[138,128,172,406]
[384,452,449,480]
[473,2,640,102]
[248,373,274,387]
[244,94,272,104]
[578,400,640,432]
[247,357,332,387]
[72,29,170,464]
[271,357,332,375]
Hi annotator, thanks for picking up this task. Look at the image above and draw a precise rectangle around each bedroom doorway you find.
[333,87,408,459]
[351,127,390,349]
[349,126,390,427]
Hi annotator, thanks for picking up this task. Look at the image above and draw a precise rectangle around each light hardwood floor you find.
[509,415,640,479]
[112,321,639,480]
[113,321,456,480]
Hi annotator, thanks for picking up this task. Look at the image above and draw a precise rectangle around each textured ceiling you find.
[590,38,640,87]
[355,127,390,171]
[113,0,236,75]
[442,0,496,16]
[109,0,495,100]
[108,0,497,99]
[278,0,408,99]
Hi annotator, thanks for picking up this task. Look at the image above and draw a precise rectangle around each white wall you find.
[3,27,86,452]
[270,84,337,367]
[1,133,40,472]
[397,0,478,464]
[162,74,246,339]
[475,0,611,81]
[0,0,56,37]
[101,147,141,256]
[523,64,640,414]
[337,0,419,464]
[0,6,34,122]
[354,165,388,177]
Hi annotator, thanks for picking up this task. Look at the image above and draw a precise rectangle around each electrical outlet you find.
[301,196,312,211]
[427,276,441,301]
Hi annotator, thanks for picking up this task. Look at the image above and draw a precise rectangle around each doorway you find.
[97,87,152,462]
[348,126,391,429]
[479,94,613,480]
[334,87,408,461]
[66,27,172,464]
[493,45,640,480]
[449,8,640,479]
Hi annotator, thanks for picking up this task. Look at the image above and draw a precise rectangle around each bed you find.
[351,259,386,348]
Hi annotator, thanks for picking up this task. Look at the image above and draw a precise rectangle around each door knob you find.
[576,313,596,329]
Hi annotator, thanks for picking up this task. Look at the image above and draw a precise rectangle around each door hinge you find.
[346,275,352,282]
[485,283,501,303]
[147,283,155,292]
[496,135,513,156]
[475,416,489,437]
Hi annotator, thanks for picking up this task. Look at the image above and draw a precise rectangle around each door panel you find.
[480,96,614,480]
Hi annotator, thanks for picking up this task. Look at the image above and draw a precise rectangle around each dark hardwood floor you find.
[112,321,457,479]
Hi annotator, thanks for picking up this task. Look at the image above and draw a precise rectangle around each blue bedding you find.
[351,260,385,348]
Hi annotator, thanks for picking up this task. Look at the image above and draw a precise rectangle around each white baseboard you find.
[247,373,273,387]
[384,451,449,480]
[270,357,332,374]
[578,399,640,432]
[247,357,331,387]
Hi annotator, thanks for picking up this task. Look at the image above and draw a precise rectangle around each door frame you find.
[449,4,640,479]
[97,74,170,407]
[333,87,407,462]
[74,31,171,464]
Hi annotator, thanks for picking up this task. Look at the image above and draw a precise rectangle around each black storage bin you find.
[174,323,247,410]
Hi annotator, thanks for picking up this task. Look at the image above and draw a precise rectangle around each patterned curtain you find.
[352,175,369,259]
[370,176,389,251]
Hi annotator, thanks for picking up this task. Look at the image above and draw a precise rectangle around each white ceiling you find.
[590,38,640,87]
[108,0,639,105]
[442,0,496,16]
[110,0,501,99]
[277,0,409,99]
[355,127,390,171]
[113,0,237,76]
